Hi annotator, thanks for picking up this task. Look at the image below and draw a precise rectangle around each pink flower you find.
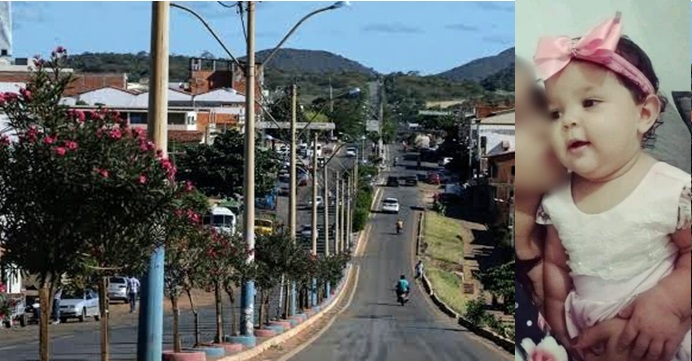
[0,283,5,293]
[54,147,66,156]
[108,129,122,139]
[97,168,109,178]
[184,181,194,192]
[138,175,147,184]
[132,128,145,138]
[19,88,31,101]
[64,141,78,150]
[74,110,85,122]
[44,136,56,144]
[0,93,6,106]
[55,46,66,54]
[0,135,9,146]
[147,141,156,151]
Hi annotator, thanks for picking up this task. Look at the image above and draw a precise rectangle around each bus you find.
[203,206,237,235]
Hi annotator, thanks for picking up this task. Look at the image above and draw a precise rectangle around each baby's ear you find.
[636,94,661,135]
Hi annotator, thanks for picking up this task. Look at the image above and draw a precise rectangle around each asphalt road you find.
[289,147,511,361]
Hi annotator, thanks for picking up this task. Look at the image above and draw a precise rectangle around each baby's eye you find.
[582,99,598,108]
[548,110,561,120]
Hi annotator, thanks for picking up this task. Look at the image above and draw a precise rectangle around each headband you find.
[534,12,655,95]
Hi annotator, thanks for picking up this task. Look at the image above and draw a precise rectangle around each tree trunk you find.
[258,288,264,328]
[171,296,182,353]
[39,285,50,361]
[224,287,238,337]
[98,276,109,361]
[214,282,223,343]
[185,288,201,347]
[277,274,284,319]
[263,293,270,326]
[283,282,290,319]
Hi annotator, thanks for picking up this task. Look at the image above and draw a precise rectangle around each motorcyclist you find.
[395,275,410,303]
[396,219,404,234]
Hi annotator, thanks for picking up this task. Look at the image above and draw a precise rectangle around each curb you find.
[415,211,515,354]
[215,263,356,361]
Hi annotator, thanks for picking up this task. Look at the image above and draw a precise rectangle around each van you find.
[204,206,237,235]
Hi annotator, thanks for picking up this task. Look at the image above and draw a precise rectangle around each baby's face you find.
[545,61,646,181]
[515,68,567,195]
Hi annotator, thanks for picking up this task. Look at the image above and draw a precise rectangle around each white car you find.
[345,147,357,157]
[107,277,129,303]
[307,196,323,209]
[299,225,319,239]
[59,289,101,323]
[381,198,400,214]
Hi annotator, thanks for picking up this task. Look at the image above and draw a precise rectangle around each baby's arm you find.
[543,225,573,345]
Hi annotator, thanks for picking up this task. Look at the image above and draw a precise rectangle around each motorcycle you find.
[396,290,409,306]
[396,221,403,234]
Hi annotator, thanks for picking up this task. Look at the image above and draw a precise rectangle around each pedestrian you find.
[127,276,140,313]
[52,286,62,324]
[415,260,424,279]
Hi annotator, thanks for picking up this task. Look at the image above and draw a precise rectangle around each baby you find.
[534,13,691,361]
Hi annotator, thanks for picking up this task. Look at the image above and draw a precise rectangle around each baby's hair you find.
[606,36,667,148]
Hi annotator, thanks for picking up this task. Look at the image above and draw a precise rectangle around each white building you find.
[476,110,515,175]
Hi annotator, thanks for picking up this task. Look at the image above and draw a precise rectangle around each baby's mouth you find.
[567,140,591,152]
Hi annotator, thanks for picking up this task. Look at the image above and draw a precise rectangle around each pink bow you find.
[534,12,655,95]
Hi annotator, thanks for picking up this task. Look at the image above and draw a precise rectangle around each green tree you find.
[176,129,280,198]
[0,48,178,361]
[473,260,515,315]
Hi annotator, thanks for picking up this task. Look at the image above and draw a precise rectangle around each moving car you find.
[307,196,324,209]
[107,277,129,303]
[345,147,357,157]
[59,289,101,323]
[402,176,418,186]
[386,176,400,187]
[381,198,400,214]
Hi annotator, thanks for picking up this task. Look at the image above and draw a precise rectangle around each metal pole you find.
[340,176,346,253]
[310,134,318,307]
[323,163,330,296]
[346,174,352,251]
[288,83,297,317]
[334,173,340,255]
[137,2,168,360]
[240,0,256,341]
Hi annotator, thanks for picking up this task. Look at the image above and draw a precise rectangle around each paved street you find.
[289,148,511,361]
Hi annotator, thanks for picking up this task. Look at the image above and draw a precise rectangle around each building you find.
[476,109,515,177]
[486,150,514,226]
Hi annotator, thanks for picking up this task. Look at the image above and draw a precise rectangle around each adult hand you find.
[574,317,632,361]
[616,287,689,361]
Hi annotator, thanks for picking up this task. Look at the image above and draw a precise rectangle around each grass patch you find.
[426,267,465,313]
[423,212,463,264]
[422,211,466,314]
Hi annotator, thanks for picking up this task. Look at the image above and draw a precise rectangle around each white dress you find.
[537,162,691,361]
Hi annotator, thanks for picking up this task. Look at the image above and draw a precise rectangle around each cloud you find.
[363,23,423,34]
[444,23,479,32]
[475,2,514,13]
[482,34,513,45]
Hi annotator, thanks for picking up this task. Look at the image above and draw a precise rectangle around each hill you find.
[437,47,514,82]
[248,48,377,76]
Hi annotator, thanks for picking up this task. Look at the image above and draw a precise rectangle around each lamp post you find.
[137,3,169,361]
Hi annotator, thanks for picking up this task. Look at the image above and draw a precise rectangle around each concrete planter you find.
[212,343,244,353]
[188,346,225,358]
[162,350,206,361]
[269,320,292,330]
[225,335,257,348]
[254,328,277,337]
[264,324,284,333]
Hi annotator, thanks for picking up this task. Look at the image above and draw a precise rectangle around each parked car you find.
[107,277,129,303]
[381,198,400,214]
[345,147,357,157]
[402,176,418,186]
[386,176,400,187]
[277,174,289,195]
[59,289,101,323]
[299,225,319,239]
[307,196,324,209]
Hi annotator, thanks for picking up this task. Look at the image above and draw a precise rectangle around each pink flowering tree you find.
[162,186,209,352]
[0,48,179,361]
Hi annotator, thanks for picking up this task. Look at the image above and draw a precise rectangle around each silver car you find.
[59,289,101,323]
[108,277,129,303]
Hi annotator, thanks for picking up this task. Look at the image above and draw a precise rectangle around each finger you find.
[575,323,612,349]
[632,334,652,360]
[661,341,677,361]
[617,302,635,319]
[644,340,663,361]
[617,322,639,351]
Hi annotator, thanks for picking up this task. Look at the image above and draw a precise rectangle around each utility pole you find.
[340,176,346,253]
[346,173,352,251]
[334,173,340,254]
[323,165,329,256]
[310,134,318,307]
[378,77,385,158]
[287,83,297,317]
[137,2,168,361]
[240,0,256,342]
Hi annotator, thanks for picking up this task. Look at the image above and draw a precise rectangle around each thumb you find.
[616,302,635,319]
[573,322,611,349]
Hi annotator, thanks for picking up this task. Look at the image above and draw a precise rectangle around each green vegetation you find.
[422,212,465,313]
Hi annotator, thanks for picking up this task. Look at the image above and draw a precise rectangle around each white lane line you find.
[280,265,362,361]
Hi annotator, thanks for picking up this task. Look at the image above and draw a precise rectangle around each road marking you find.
[0,345,17,351]
[354,223,371,257]
[279,265,362,361]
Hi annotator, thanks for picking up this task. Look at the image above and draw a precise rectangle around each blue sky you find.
[10,1,514,75]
